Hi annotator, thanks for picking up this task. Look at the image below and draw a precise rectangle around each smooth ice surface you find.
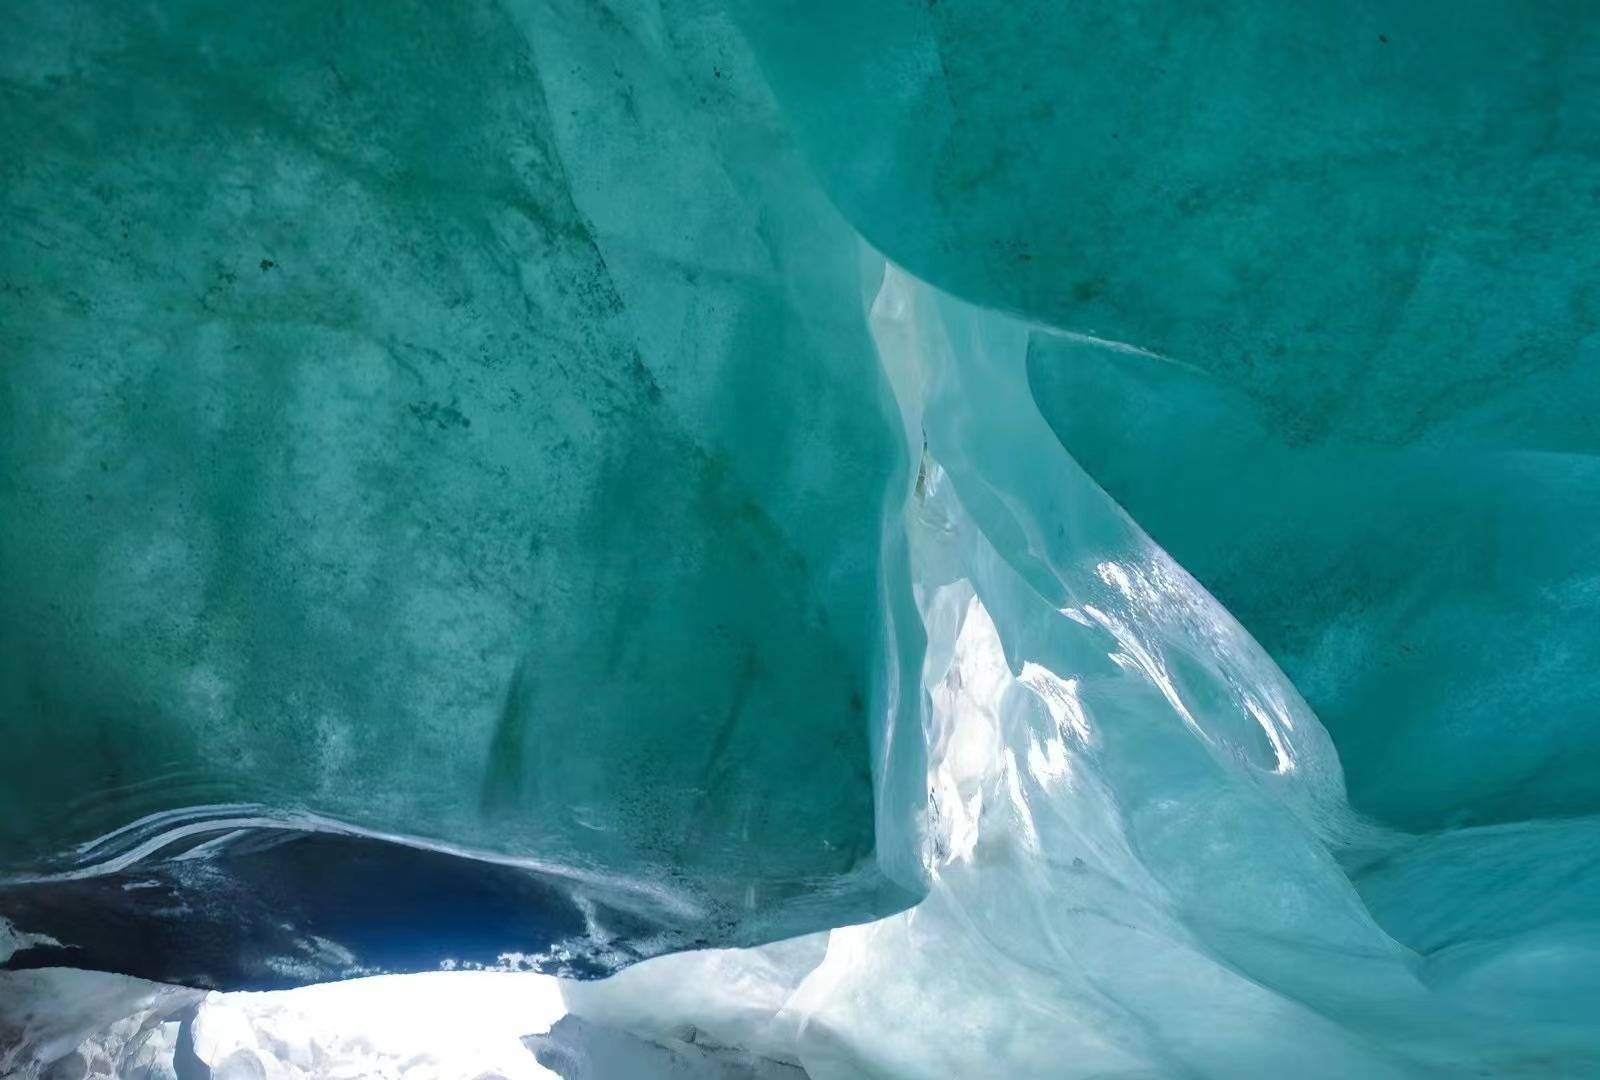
[561,264,1600,1077]
[774,265,1600,1076]
[737,0,1600,832]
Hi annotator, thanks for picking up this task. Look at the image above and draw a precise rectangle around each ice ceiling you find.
[3,1,1599,1077]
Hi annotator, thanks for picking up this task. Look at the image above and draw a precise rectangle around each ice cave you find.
[3,2,1600,1077]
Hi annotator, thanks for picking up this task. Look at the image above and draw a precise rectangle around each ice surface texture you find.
[0,0,917,974]
[4,0,1600,1074]
[759,266,1600,1076]
[742,0,1600,832]
[10,259,1599,1078]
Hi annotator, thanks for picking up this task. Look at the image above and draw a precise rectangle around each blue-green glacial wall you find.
[1,0,919,979]
[3,12,1600,1073]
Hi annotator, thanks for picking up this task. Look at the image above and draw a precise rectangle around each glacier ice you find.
[0,0,918,977]
[568,265,1600,1077]
[741,0,1600,831]
[4,0,1600,1076]
[11,258,1600,1078]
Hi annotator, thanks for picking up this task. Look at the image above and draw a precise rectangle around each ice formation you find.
[0,0,916,978]
[5,1,1600,1077]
